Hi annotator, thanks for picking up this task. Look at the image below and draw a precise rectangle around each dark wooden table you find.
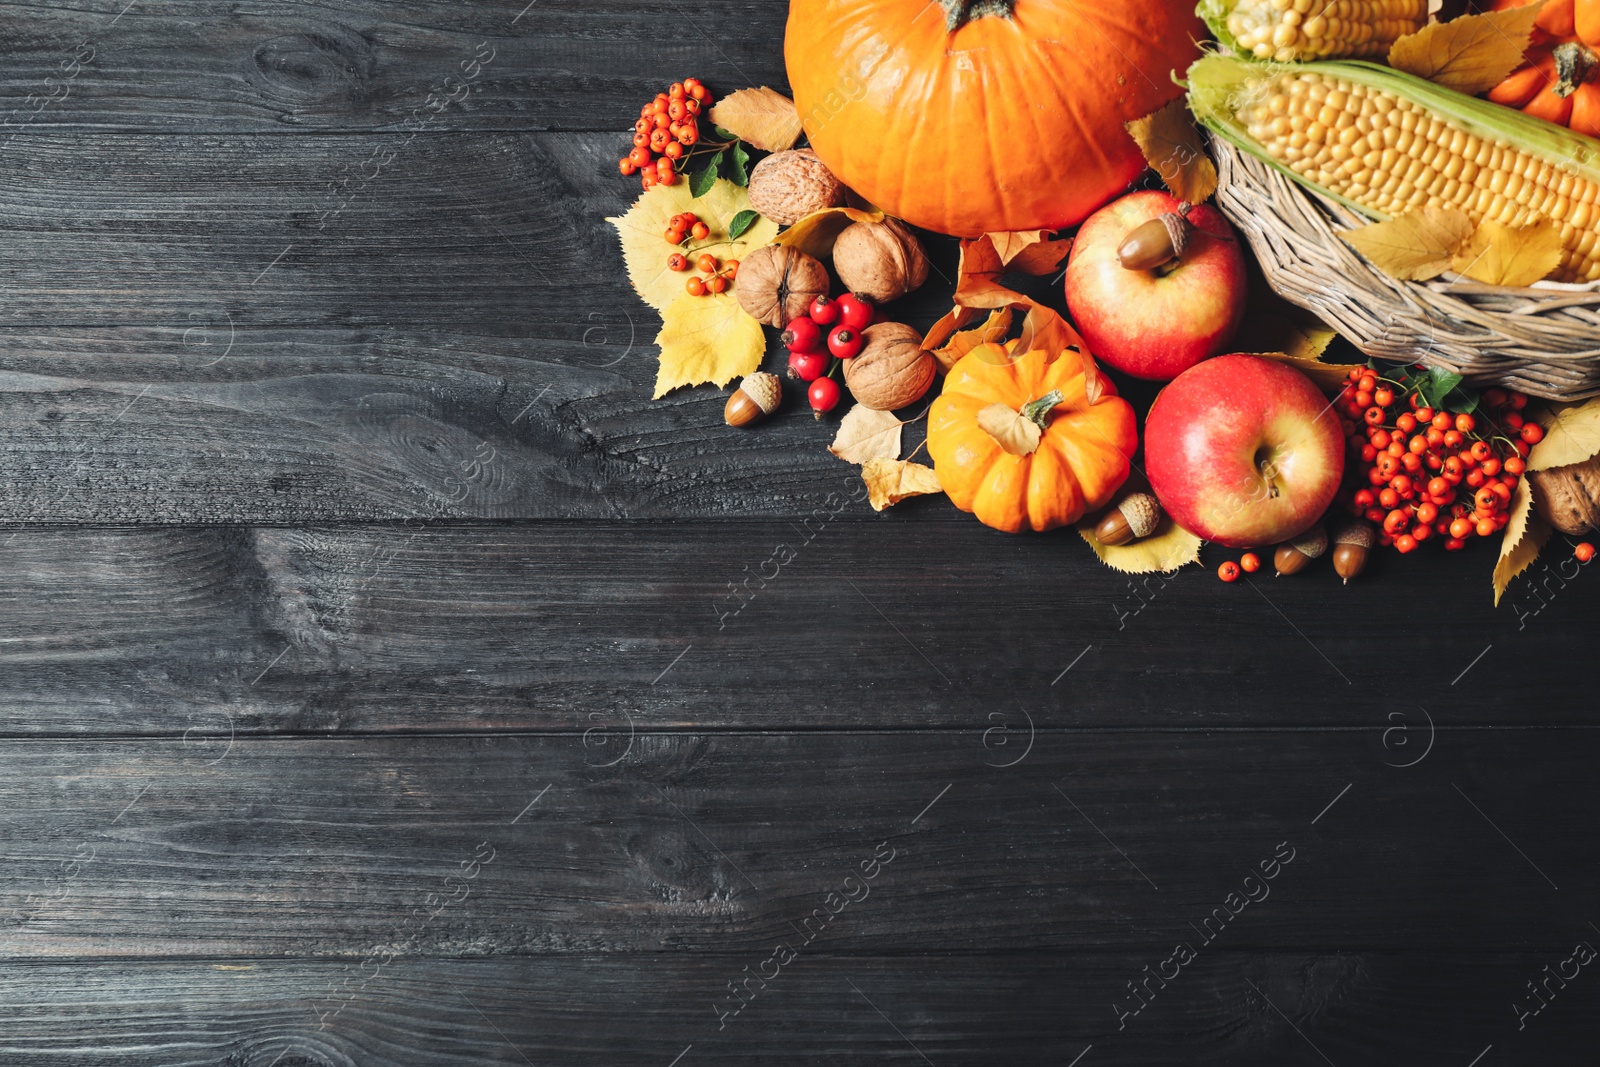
[1,2,1596,1063]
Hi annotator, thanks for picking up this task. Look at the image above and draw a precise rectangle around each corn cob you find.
[1199,0,1429,64]
[1189,55,1600,283]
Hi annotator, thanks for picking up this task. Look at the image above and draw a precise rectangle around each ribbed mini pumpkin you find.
[927,345,1138,533]
[783,0,1204,237]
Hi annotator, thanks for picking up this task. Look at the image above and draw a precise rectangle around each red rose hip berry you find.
[827,325,864,359]
[835,292,874,330]
[808,376,841,418]
[788,350,829,382]
[782,316,823,353]
[808,295,841,326]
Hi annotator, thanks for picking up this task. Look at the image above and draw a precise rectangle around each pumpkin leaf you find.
[1126,97,1219,205]
[772,205,884,258]
[829,405,904,465]
[607,178,779,311]
[727,209,760,241]
[727,141,752,187]
[1451,217,1564,287]
[1340,205,1475,281]
[1247,351,1366,394]
[1529,395,1600,471]
[1078,513,1204,575]
[690,153,725,198]
[861,458,943,511]
[1494,475,1551,606]
[706,87,803,153]
[652,292,766,398]
[926,307,1012,374]
[976,402,1042,456]
[1388,1,1546,97]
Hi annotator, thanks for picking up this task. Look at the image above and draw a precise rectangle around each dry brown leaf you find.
[771,205,884,258]
[861,458,943,511]
[952,236,1020,309]
[828,405,904,465]
[1248,352,1366,393]
[1494,476,1552,605]
[1451,217,1564,287]
[927,307,1012,374]
[976,402,1041,456]
[985,230,1073,275]
[707,87,803,153]
[1126,98,1219,205]
[1341,205,1475,281]
[1388,2,1547,96]
[1078,513,1203,574]
[921,305,985,354]
[1529,396,1600,471]
[652,293,766,398]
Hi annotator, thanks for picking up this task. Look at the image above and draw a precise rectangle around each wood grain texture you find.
[0,952,1589,1065]
[0,730,1592,957]
[0,524,1589,733]
[0,0,790,132]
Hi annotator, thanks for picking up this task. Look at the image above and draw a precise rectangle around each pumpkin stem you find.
[1019,390,1064,430]
[1554,41,1599,99]
[936,0,1016,31]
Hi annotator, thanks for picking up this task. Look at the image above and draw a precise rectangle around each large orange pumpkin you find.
[784,0,1204,238]
[928,345,1137,533]
[1489,0,1600,136]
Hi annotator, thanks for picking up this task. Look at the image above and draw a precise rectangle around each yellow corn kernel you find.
[1213,0,1429,63]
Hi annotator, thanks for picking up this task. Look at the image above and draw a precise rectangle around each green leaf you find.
[727,209,760,241]
[1421,366,1464,409]
[728,141,752,186]
[1446,387,1481,415]
[714,126,739,142]
[690,151,725,198]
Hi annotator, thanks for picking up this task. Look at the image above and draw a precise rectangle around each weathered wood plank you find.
[0,951,1587,1065]
[0,730,1591,957]
[0,0,789,133]
[0,524,1587,733]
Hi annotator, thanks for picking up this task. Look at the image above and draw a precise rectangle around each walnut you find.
[1530,453,1600,535]
[843,322,936,411]
[747,149,847,226]
[833,218,930,303]
[733,244,830,328]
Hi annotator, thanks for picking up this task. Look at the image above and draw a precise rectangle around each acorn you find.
[1117,204,1194,271]
[1272,524,1328,576]
[1332,521,1376,584]
[723,372,781,428]
[1093,492,1162,546]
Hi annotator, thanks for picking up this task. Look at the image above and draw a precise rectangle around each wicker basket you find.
[1211,137,1600,402]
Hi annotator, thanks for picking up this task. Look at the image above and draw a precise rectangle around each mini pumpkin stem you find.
[1554,41,1599,99]
[1019,389,1064,430]
[936,0,1015,31]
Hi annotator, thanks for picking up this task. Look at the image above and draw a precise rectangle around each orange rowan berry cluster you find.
[619,79,714,191]
[1335,368,1543,554]
[663,212,738,297]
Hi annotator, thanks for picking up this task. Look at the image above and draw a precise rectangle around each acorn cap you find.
[1333,521,1375,548]
[1290,524,1329,559]
[1119,493,1162,539]
[738,372,781,415]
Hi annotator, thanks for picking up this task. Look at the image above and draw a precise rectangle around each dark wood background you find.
[0,2,1595,1063]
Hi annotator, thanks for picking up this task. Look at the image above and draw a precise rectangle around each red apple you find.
[1144,354,1344,548]
[1064,190,1247,382]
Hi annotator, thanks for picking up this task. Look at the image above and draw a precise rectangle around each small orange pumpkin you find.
[1489,0,1600,136]
[927,345,1137,533]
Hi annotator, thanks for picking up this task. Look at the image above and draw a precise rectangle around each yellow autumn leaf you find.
[1451,217,1564,287]
[829,405,903,464]
[976,402,1042,456]
[1388,2,1546,96]
[1529,396,1600,471]
[861,458,942,511]
[927,307,1012,374]
[1247,352,1365,393]
[1494,476,1551,606]
[607,178,779,312]
[772,205,883,258]
[1126,98,1219,205]
[1078,513,1204,574]
[1341,205,1475,281]
[707,87,804,153]
[652,293,766,399]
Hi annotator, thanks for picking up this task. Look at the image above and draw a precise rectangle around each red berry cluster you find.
[664,212,738,297]
[1335,369,1543,553]
[621,79,714,190]
[784,293,875,418]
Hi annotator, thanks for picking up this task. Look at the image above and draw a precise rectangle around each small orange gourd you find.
[1489,0,1600,136]
[927,345,1138,534]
